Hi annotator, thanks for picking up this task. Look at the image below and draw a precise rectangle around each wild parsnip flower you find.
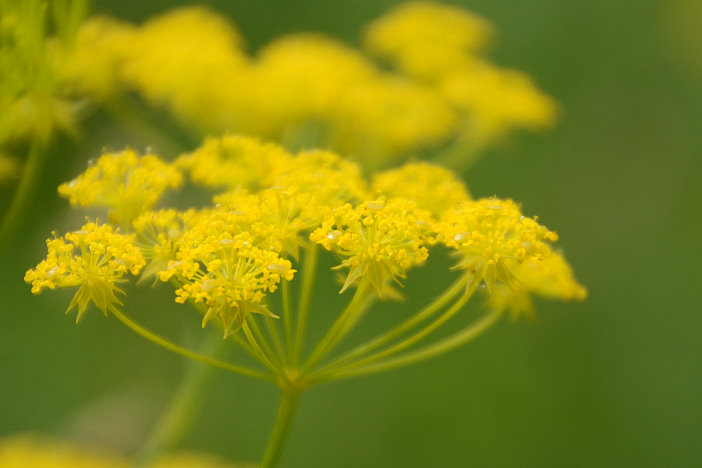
[58,149,182,227]
[211,189,310,258]
[311,198,432,297]
[439,59,558,143]
[330,76,456,163]
[486,252,587,318]
[177,135,292,190]
[437,198,559,293]
[52,3,556,168]
[372,161,471,217]
[132,209,185,282]
[121,6,249,132]
[24,221,145,322]
[363,1,493,79]
[270,149,370,217]
[0,434,124,468]
[240,34,377,139]
[160,224,294,336]
[58,16,136,99]
[0,434,257,468]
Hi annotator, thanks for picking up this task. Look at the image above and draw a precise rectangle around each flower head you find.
[24,221,145,322]
[437,198,558,293]
[440,59,557,143]
[311,198,432,297]
[158,211,295,336]
[122,6,249,132]
[372,161,471,217]
[177,135,291,191]
[58,148,182,227]
[363,1,493,79]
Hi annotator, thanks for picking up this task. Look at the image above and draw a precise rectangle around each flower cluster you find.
[27,135,584,334]
[0,434,256,468]
[56,3,555,165]
[57,148,183,227]
[24,221,145,322]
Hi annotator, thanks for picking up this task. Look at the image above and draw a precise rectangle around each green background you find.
[2,0,701,466]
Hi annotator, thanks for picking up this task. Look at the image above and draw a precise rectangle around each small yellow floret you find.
[363,1,493,79]
[160,215,295,336]
[58,149,182,227]
[177,135,292,190]
[372,161,471,217]
[486,252,587,318]
[24,221,145,322]
[310,198,432,297]
[437,198,558,293]
[132,209,185,282]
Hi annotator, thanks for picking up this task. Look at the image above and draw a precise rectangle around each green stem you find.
[264,314,285,365]
[247,314,282,369]
[261,386,302,468]
[302,281,372,373]
[292,244,319,365]
[322,308,504,382]
[317,292,471,380]
[0,139,46,255]
[242,319,280,375]
[132,332,223,468]
[108,305,273,381]
[281,279,293,362]
[313,273,468,375]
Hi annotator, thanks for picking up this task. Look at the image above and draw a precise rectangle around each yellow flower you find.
[310,198,432,297]
[177,135,292,191]
[363,1,493,79]
[437,198,558,293]
[372,161,471,217]
[159,211,295,336]
[132,209,185,282]
[58,16,136,99]
[486,252,587,318]
[440,59,557,144]
[122,6,249,132]
[58,148,183,227]
[330,76,456,164]
[239,33,377,139]
[24,221,145,322]
[0,434,257,468]
[0,434,124,468]
[271,148,370,217]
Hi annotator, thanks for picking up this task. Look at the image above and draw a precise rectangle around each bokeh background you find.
[2,0,701,466]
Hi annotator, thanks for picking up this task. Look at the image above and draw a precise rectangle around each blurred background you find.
[1,0,701,466]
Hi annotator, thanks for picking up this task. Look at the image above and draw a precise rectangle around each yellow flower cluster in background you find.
[0,434,256,468]
[26,134,585,333]
[55,2,556,166]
